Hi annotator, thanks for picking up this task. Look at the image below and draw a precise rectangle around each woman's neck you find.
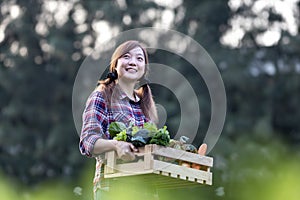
[117,79,136,100]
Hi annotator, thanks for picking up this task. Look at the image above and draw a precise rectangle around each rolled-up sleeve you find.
[79,91,109,157]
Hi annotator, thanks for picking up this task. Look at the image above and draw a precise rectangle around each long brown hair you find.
[97,40,158,123]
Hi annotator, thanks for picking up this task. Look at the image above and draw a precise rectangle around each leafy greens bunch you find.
[108,122,170,147]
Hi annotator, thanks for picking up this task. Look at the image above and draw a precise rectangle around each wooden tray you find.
[104,144,213,187]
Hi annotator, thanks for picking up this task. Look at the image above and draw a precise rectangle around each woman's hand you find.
[112,140,138,161]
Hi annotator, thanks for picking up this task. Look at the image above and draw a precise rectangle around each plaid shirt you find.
[79,89,149,157]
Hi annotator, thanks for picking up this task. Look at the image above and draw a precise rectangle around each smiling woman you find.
[115,47,147,98]
[79,40,158,199]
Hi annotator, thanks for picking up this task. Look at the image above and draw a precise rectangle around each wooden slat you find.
[104,169,154,178]
[153,160,212,185]
[107,173,204,189]
[149,174,201,189]
[108,161,153,176]
[144,145,153,170]
[104,144,214,186]
[105,151,116,174]
[151,145,213,167]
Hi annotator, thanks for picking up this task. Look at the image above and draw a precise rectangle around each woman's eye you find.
[123,54,130,59]
[137,57,144,61]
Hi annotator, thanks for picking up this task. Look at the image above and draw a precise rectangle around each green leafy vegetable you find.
[143,122,158,134]
[108,122,126,138]
[131,126,139,135]
[130,129,151,147]
[149,126,170,146]
[111,122,171,147]
[113,129,127,141]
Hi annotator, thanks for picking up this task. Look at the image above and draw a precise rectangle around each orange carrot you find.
[198,143,207,156]
[191,163,200,170]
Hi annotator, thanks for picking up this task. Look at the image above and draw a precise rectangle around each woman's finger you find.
[130,144,138,152]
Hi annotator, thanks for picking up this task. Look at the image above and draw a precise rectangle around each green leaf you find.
[143,122,158,134]
[131,129,151,147]
[149,126,170,146]
[131,126,139,135]
[113,129,127,141]
[108,122,127,138]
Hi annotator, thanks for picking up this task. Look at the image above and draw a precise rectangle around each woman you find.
[79,40,158,199]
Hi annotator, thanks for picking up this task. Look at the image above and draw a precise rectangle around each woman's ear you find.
[114,59,120,70]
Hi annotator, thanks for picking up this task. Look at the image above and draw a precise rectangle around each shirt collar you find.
[118,89,141,102]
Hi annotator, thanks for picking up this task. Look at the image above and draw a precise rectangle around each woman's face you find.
[115,47,146,83]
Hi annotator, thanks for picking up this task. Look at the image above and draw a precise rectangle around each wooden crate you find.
[104,144,213,187]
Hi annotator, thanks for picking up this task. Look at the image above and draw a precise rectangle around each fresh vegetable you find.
[131,126,139,135]
[167,136,207,169]
[191,163,201,170]
[183,144,198,153]
[113,129,127,141]
[143,122,158,134]
[198,143,207,156]
[167,136,197,152]
[130,129,152,147]
[149,126,170,146]
[109,121,210,171]
[108,122,170,147]
[191,143,208,169]
[108,122,127,138]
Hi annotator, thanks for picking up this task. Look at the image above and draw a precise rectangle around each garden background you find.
[1,0,300,199]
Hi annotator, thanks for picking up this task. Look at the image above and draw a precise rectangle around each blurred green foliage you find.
[1,136,300,200]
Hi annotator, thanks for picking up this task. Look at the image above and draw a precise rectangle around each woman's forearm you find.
[92,139,118,155]
[92,139,138,161]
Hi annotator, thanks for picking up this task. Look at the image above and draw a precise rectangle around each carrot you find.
[191,163,200,170]
[191,144,208,170]
[198,143,207,156]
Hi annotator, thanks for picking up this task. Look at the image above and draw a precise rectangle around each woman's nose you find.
[128,57,137,66]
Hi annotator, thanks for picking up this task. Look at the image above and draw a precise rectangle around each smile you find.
[125,67,137,72]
